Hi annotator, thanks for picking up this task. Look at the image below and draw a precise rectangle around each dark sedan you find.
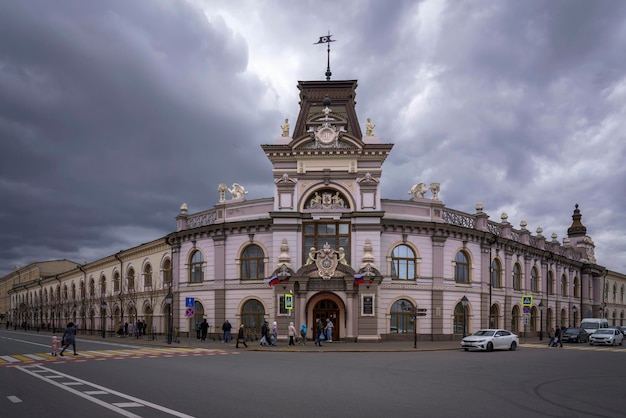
[561,327,589,343]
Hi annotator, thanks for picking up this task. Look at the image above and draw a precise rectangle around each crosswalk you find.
[0,347,235,366]
[520,343,626,353]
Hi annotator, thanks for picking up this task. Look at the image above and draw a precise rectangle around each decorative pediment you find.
[304,188,350,210]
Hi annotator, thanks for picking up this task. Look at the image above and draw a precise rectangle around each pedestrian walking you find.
[260,320,270,346]
[236,323,248,348]
[553,326,562,348]
[200,319,209,341]
[59,322,78,356]
[299,323,307,345]
[222,320,232,343]
[51,335,60,356]
[547,327,555,347]
[325,318,334,343]
[288,322,297,346]
[315,319,324,346]
[272,321,278,346]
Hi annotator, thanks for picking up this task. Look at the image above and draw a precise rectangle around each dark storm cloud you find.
[0,0,279,275]
[1,0,625,276]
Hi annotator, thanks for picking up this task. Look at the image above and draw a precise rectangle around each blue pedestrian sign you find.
[186,297,195,308]
[522,295,533,306]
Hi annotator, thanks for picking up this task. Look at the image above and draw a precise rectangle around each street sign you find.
[522,295,533,306]
[522,313,530,325]
[523,306,531,314]
[185,307,194,318]
[284,294,293,310]
[185,297,195,308]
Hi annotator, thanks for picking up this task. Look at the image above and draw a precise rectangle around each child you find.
[51,335,60,356]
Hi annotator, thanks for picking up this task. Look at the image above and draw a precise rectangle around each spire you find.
[567,203,587,237]
[314,32,336,81]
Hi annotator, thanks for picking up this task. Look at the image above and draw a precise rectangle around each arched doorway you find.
[194,301,204,339]
[241,299,265,339]
[313,299,340,341]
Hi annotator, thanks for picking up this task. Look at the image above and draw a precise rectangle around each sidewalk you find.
[62,330,543,353]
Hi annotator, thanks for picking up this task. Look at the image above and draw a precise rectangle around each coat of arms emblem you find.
[315,242,340,280]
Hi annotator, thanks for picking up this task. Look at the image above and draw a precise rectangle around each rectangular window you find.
[302,221,351,264]
[278,295,288,315]
[361,295,375,316]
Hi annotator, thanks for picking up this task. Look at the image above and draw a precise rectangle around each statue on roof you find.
[281,118,290,137]
[365,118,375,136]
[228,183,248,200]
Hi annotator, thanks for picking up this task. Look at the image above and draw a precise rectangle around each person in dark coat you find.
[260,320,269,346]
[236,323,248,348]
[200,319,209,341]
[59,322,78,356]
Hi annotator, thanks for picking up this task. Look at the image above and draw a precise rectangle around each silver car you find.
[589,328,624,346]
[461,329,519,352]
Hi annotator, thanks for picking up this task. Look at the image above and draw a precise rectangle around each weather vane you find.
[315,31,336,81]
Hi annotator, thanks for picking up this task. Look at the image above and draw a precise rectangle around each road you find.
[1,329,624,418]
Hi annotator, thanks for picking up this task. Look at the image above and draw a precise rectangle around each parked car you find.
[589,328,624,346]
[561,327,589,343]
[461,329,519,352]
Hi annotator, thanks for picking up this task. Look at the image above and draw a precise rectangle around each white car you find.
[589,328,623,346]
[461,329,519,352]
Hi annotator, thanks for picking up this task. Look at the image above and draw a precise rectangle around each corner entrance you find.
[313,299,339,341]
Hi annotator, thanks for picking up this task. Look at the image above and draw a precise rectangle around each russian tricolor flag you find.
[268,276,280,286]
[354,274,365,285]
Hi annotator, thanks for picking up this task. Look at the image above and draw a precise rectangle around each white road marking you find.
[7,396,22,403]
[17,365,196,418]
[0,355,20,363]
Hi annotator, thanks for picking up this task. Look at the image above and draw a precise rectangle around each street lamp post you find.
[538,301,544,341]
[599,306,604,318]
[100,301,107,338]
[164,288,173,344]
[572,305,578,327]
[461,296,469,337]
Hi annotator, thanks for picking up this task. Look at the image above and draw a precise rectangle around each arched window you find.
[127,268,135,291]
[189,250,204,283]
[163,259,172,286]
[511,306,520,333]
[241,244,265,280]
[454,251,470,284]
[89,279,95,297]
[390,299,414,334]
[531,267,539,292]
[530,306,538,332]
[489,304,499,328]
[143,264,153,288]
[391,245,416,280]
[454,302,467,334]
[621,285,624,303]
[561,274,568,297]
[574,277,580,298]
[548,271,555,295]
[71,283,76,300]
[513,263,522,290]
[63,285,68,301]
[241,299,265,335]
[491,259,502,288]
[613,284,617,302]
[113,272,120,293]
[194,301,204,331]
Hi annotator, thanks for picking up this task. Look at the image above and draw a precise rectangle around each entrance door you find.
[313,299,339,341]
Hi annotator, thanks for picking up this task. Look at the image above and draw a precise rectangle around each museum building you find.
[5,78,624,342]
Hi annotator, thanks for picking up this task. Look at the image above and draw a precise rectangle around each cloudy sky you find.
[1,0,625,278]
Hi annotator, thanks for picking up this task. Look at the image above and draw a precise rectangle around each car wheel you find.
[589,342,593,346]
[464,348,469,351]
[509,341,517,351]
[486,342,494,352]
